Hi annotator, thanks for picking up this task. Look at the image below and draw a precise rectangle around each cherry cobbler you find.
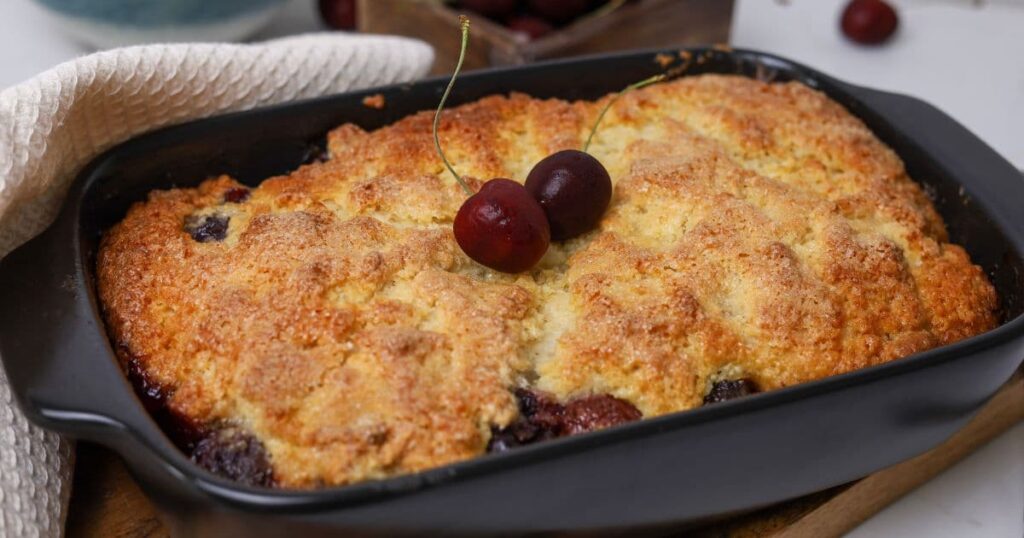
[97,73,996,488]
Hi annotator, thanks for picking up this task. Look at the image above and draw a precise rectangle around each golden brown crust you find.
[96,75,997,487]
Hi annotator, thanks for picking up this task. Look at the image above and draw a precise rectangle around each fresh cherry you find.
[454,179,550,273]
[434,18,550,273]
[460,0,519,19]
[506,14,554,40]
[525,150,611,241]
[433,19,666,270]
[527,0,589,23]
[522,73,665,241]
[318,0,357,30]
[840,0,898,45]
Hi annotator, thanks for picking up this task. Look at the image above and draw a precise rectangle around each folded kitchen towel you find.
[0,33,433,537]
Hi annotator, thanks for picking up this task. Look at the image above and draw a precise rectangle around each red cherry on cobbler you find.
[525,149,611,241]
[840,0,898,45]
[522,74,666,241]
[454,179,550,273]
[435,17,551,273]
[436,18,666,271]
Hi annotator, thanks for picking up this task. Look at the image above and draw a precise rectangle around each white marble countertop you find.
[731,5,1023,533]
[1,0,1021,536]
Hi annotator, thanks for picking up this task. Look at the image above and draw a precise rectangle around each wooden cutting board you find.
[65,370,1023,538]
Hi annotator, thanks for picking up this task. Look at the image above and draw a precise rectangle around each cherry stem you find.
[433,15,474,196]
[582,73,667,153]
[587,0,628,20]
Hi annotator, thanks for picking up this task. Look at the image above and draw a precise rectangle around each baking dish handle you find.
[835,82,1024,245]
[0,223,150,442]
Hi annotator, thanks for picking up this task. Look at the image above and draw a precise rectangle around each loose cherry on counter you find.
[840,0,898,45]
[434,16,551,273]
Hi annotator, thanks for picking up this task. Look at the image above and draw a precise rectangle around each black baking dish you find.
[2,48,1023,537]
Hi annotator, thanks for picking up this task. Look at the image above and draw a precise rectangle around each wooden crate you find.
[356,0,734,74]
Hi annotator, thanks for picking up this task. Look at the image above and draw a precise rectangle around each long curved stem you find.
[582,73,667,153]
[433,15,474,196]
[587,0,628,20]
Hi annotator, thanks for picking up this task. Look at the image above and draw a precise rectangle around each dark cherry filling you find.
[121,349,275,487]
[703,378,760,405]
[191,427,276,487]
[124,338,759,485]
[488,388,641,453]
[223,187,251,204]
[487,389,562,452]
[302,142,329,165]
[122,353,201,446]
[562,394,643,435]
[184,214,229,242]
[123,354,167,413]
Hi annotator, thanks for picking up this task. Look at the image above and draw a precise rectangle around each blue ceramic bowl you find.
[35,0,289,48]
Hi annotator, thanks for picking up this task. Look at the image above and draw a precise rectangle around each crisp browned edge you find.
[65,370,1022,537]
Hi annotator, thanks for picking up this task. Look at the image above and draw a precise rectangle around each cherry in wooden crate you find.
[356,0,734,74]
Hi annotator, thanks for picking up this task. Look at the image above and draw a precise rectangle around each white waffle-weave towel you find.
[0,33,433,538]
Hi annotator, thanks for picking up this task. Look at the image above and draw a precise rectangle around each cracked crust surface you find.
[96,74,997,487]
